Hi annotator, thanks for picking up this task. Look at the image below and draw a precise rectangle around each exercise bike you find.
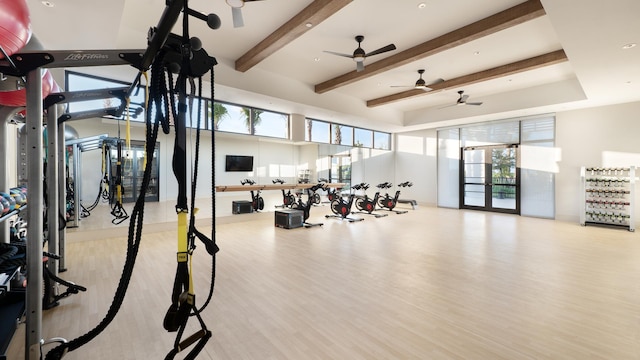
[291,184,324,227]
[319,178,340,203]
[273,178,295,208]
[325,185,363,222]
[377,181,412,214]
[241,178,264,212]
[353,182,388,218]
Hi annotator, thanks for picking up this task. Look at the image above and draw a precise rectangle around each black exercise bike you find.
[241,178,264,212]
[377,181,412,214]
[319,178,340,203]
[325,185,363,222]
[291,184,324,227]
[353,182,388,218]
[273,178,295,208]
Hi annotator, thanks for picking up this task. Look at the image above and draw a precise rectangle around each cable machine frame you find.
[0,48,144,360]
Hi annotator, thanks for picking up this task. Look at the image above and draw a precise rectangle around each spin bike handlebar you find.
[241,179,256,185]
[272,179,285,184]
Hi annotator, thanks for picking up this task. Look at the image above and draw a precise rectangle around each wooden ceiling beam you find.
[235,0,353,73]
[366,49,568,107]
[315,0,546,94]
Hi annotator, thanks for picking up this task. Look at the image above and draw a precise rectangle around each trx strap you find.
[82,141,111,215]
[110,140,129,225]
[162,7,218,359]
[45,1,218,358]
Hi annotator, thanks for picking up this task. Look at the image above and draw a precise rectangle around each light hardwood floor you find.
[7,203,640,359]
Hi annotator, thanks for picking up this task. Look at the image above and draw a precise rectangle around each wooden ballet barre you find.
[214,183,345,192]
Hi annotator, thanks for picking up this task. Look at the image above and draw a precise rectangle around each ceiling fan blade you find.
[390,85,413,88]
[365,44,396,57]
[356,61,365,72]
[323,50,353,58]
[231,7,244,28]
[465,102,483,106]
[460,94,469,102]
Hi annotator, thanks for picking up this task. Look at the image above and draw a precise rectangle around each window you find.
[331,124,353,146]
[253,109,289,139]
[374,131,391,150]
[65,71,146,122]
[354,128,372,148]
[306,119,330,143]
[213,102,250,135]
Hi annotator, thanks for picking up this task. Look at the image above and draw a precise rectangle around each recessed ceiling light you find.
[417,3,426,9]
[305,22,313,28]
[473,51,480,55]
[41,1,55,7]
[622,43,637,49]
[314,57,320,62]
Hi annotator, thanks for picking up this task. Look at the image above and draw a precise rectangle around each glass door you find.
[460,144,520,214]
[110,141,160,203]
[329,155,351,189]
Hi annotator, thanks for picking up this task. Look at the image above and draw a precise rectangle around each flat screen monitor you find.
[225,155,254,172]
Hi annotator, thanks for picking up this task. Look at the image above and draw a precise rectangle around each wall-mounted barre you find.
[215,183,345,192]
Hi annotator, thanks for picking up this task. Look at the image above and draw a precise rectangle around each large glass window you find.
[306,119,330,143]
[65,71,146,122]
[253,109,289,138]
[214,102,251,135]
[331,124,353,146]
[374,131,391,150]
[354,128,373,148]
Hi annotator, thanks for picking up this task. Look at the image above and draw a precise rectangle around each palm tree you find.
[211,102,229,130]
[333,124,342,144]
[240,107,263,134]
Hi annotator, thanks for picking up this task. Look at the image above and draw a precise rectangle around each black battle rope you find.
[45,52,167,360]
[189,72,218,316]
[163,9,217,359]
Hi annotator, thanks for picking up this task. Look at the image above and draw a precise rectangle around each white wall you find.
[394,100,640,223]
[394,129,439,206]
[555,101,640,223]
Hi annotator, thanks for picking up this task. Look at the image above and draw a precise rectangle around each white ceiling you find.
[26,0,640,133]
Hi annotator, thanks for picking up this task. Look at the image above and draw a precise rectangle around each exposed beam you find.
[235,0,353,72]
[366,50,568,107]
[315,0,546,94]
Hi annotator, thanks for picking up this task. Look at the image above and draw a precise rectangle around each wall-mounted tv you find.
[225,155,254,172]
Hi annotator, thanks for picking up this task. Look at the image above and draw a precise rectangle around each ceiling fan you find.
[441,90,483,108]
[226,0,264,28]
[391,69,444,91]
[324,35,396,72]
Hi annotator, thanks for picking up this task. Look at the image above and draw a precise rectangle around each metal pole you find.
[58,114,66,271]
[46,104,59,303]
[25,68,44,360]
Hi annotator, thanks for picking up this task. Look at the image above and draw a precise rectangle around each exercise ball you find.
[0,0,31,58]
[65,124,78,141]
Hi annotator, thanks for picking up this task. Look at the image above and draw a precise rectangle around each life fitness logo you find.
[64,53,110,61]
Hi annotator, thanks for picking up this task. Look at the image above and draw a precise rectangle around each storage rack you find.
[580,166,635,231]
